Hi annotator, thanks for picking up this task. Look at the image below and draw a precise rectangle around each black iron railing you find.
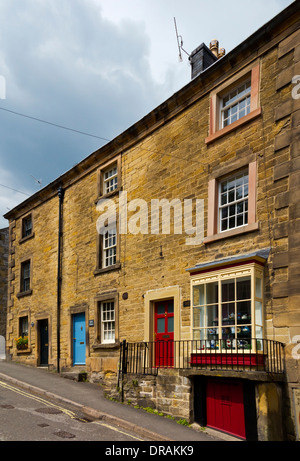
[119,338,285,376]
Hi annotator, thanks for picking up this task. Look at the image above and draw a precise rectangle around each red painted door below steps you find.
[206,378,246,439]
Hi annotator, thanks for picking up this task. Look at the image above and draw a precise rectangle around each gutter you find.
[57,186,64,373]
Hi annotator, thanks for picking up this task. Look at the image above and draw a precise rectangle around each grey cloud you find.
[0,0,167,225]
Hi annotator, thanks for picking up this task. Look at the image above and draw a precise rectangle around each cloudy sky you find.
[0,0,294,227]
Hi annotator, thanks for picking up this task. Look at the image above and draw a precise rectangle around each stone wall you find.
[115,369,193,423]
[0,227,8,339]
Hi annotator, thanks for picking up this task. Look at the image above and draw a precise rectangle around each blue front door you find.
[73,313,86,365]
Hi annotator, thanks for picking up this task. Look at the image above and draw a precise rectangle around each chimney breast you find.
[189,43,218,79]
[190,39,226,79]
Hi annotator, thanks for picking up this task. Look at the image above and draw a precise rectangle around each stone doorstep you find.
[60,368,88,382]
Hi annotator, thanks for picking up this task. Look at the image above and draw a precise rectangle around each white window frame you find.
[22,215,33,238]
[220,79,251,129]
[100,301,115,344]
[218,169,249,233]
[191,263,264,352]
[19,316,28,337]
[21,260,31,292]
[103,164,118,195]
[102,227,117,268]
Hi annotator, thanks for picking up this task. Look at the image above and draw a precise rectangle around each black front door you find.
[39,319,48,366]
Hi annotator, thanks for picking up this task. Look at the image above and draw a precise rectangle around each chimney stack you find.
[190,39,226,79]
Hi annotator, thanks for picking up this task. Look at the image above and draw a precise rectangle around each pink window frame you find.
[204,161,258,244]
[205,63,261,144]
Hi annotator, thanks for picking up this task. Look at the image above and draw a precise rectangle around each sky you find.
[0,0,294,227]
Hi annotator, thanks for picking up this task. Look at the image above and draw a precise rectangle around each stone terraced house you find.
[0,227,8,358]
[3,1,300,441]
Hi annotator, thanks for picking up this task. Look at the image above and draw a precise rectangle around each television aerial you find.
[174,17,190,62]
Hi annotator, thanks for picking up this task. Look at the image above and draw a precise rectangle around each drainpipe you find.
[57,186,64,373]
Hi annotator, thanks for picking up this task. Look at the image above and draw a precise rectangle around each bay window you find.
[191,262,264,351]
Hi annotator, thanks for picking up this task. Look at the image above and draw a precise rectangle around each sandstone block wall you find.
[0,227,8,338]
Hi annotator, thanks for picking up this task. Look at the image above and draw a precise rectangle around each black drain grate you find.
[54,430,76,439]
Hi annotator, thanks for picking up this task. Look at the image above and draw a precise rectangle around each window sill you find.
[205,108,261,145]
[92,341,120,351]
[94,263,121,276]
[204,222,259,244]
[16,347,31,354]
[94,187,122,204]
[19,233,35,244]
[16,289,33,299]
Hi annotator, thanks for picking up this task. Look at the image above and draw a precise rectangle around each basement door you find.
[154,300,174,367]
[206,378,246,439]
[72,313,86,365]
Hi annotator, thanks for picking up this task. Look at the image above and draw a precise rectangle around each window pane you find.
[238,325,251,338]
[156,303,165,315]
[255,326,263,339]
[221,192,227,205]
[256,277,262,298]
[157,318,165,333]
[193,306,204,328]
[222,280,234,302]
[236,214,243,227]
[237,277,251,299]
[207,305,218,326]
[255,301,262,325]
[206,282,218,304]
[167,317,174,332]
[168,302,174,314]
[222,302,235,324]
[193,285,204,306]
[237,301,251,324]
[193,329,201,341]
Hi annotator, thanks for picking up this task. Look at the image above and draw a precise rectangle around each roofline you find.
[186,248,271,274]
[4,1,299,221]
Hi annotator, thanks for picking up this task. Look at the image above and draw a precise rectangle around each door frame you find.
[72,312,86,366]
[143,286,181,344]
[37,318,49,366]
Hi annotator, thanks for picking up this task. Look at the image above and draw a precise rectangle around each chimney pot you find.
[218,47,226,58]
[210,40,219,57]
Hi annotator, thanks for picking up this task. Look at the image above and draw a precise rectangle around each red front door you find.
[206,378,246,439]
[154,300,174,367]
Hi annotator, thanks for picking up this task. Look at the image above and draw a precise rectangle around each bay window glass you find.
[192,264,263,350]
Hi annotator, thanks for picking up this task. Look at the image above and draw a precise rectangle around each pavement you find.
[0,359,228,442]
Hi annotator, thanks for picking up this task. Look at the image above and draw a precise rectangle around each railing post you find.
[122,339,127,374]
[120,339,127,403]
